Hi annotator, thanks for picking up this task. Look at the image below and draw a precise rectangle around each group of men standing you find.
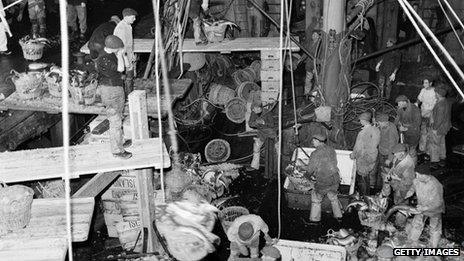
[299,78,450,247]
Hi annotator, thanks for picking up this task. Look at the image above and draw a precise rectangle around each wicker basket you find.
[20,41,45,61]
[10,70,44,99]
[218,206,249,233]
[83,79,98,105]
[204,23,227,43]
[69,84,85,105]
[0,183,34,232]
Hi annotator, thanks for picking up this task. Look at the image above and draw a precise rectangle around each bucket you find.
[205,139,231,163]
[20,41,44,61]
[0,183,34,233]
[237,81,261,101]
[69,84,84,105]
[208,83,236,106]
[10,69,44,99]
[232,68,257,87]
[250,60,261,80]
[225,97,247,124]
[215,56,233,78]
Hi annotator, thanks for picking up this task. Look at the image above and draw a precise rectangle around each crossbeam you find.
[0,138,171,183]
[81,37,299,54]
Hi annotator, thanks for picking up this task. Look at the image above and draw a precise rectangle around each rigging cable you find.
[58,0,73,259]
[398,0,464,100]
[441,0,464,32]
[437,0,464,52]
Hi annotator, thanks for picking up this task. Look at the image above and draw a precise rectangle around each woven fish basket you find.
[0,183,34,233]
[20,41,44,61]
[10,70,44,99]
[225,97,247,124]
[83,79,98,105]
[218,206,249,233]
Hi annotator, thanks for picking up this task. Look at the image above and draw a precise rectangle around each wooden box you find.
[261,59,280,71]
[261,50,280,60]
[260,70,280,82]
[260,91,279,104]
[261,81,280,92]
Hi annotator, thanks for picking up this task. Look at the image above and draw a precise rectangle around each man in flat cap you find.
[375,38,401,99]
[427,87,451,170]
[114,8,138,96]
[381,143,415,227]
[405,164,444,247]
[395,95,421,164]
[88,15,121,60]
[376,113,399,191]
[303,133,342,223]
[351,112,380,195]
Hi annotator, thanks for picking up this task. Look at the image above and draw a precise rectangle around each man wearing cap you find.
[67,0,87,40]
[416,78,437,155]
[405,165,444,247]
[88,15,121,60]
[249,103,277,170]
[381,143,415,226]
[350,112,380,195]
[428,87,451,170]
[395,95,421,164]
[376,113,399,191]
[114,8,138,96]
[226,214,273,260]
[375,38,401,99]
[95,35,132,159]
[303,133,343,222]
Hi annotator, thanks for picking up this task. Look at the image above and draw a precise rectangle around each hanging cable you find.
[153,0,166,202]
[399,0,464,100]
[58,0,73,259]
[438,0,464,52]
[441,0,464,32]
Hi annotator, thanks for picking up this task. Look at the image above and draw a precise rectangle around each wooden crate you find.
[116,220,142,252]
[275,240,346,261]
[261,50,280,60]
[261,59,280,71]
[261,91,280,104]
[261,70,280,82]
[261,81,280,92]
[103,212,123,237]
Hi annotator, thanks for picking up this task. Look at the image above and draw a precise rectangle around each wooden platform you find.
[0,138,171,183]
[0,197,94,261]
[81,37,299,54]
[0,79,191,118]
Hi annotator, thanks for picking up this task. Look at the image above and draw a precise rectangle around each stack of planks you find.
[0,197,94,261]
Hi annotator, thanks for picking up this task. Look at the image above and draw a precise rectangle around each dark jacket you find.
[431,98,452,135]
[89,21,117,49]
[303,144,340,193]
[379,122,399,157]
[249,111,277,140]
[96,52,123,86]
[379,51,401,76]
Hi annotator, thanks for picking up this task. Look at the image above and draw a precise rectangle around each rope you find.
[58,0,73,259]
[399,0,464,100]
[438,0,464,52]
[153,0,166,202]
[398,0,464,100]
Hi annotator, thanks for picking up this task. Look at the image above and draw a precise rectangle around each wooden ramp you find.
[81,37,299,54]
[0,79,191,118]
[0,138,171,183]
[0,197,94,261]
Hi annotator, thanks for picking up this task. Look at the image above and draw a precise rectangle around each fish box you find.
[115,220,142,252]
[275,239,346,261]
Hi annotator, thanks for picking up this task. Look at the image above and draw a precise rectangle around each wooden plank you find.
[73,171,122,198]
[128,90,159,253]
[0,138,171,183]
[81,38,299,54]
[0,247,67,261]
[0,79,192,118]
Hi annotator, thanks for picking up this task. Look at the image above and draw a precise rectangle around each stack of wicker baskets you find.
[218,206,249,233]
[0,183,34,236]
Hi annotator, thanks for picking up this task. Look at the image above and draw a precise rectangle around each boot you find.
[330,197,343,219]
[250,138,263,169]
[39,18,46,38]
[31,22,39,39]
[113,150,132,159]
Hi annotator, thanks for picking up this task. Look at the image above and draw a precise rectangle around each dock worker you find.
[375,38,400,99]
[405,164,444,248]
[303,133,343,223]
[189,0,209,45]
[381,143,415,227]
[416,78,437,156]
[114,8,138,96]
[350,112,380,196]
[376,113,399,191]
[88,15,121,60]
[95,35,132,159]
[226,214,273,261]
[18,0,47,38]
[67,0,87,40]
[428,87,451,171]
[249,103,277,170]
[395,95,421,164]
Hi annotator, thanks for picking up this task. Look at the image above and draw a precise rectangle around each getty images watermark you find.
[394,248,462,257]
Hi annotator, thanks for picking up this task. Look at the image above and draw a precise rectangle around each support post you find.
[128,90,159,252]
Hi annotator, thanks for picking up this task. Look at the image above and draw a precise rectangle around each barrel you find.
[208,83,236,106]
[225,97,247,124]
[205,139,231,163]
[236,81,261,101]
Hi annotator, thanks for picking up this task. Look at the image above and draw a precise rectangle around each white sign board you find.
[292,148,357,194]
[275,240,346,261]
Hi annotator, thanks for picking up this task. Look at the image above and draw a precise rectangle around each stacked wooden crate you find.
[260,50,281,105]
[266,0,283,36]
[102,171,164,251]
